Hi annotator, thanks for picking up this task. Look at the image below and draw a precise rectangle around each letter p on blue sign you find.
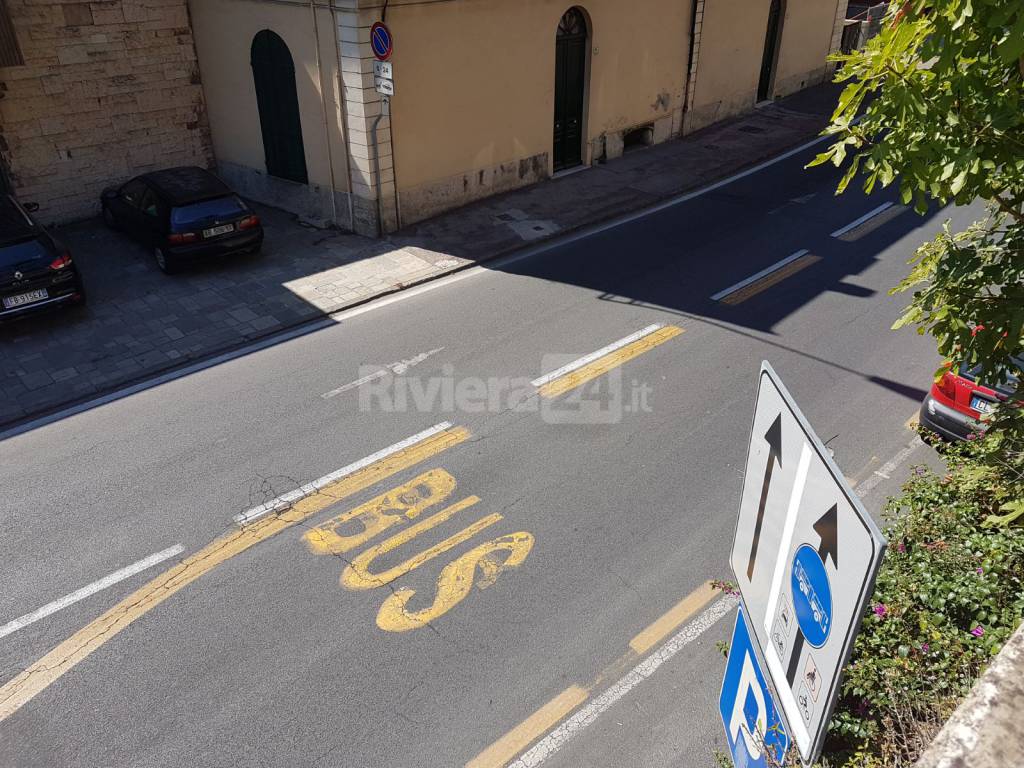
[719,607,789,767]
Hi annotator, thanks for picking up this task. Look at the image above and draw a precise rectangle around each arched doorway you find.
[250,30,308,184]
[757,0,784,102]
[553,8,588,172]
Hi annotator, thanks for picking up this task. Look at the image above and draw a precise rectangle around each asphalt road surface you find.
[0,142,975,768]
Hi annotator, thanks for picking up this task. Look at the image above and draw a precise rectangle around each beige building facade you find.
[189,0,845,236]
[0,0,847,233]
[0,0,213,224]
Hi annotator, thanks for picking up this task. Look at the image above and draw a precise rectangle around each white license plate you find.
[3,288,48,309]
[203,223,234,238]
[970,396,993,413]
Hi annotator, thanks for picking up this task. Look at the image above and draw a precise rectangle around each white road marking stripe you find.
[508,596,737,768]
[321,347,445,399]
[0,545,185,641]
[855,436,923,498]
[1,133,836,443]
[830,202,894,238]
[710,250,810,301]
[232,422,454,526]
[529,325,664,387]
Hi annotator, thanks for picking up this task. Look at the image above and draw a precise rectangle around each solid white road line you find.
[233,422,454,526]
[710,249,810,301]
[1,133,837,443]
[529,324,665,388]
[830,202,894,238]
[0,544,185,641]
[855,435,924,498]
[508,597,738,768]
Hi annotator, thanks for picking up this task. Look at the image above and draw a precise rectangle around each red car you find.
[919,358,1021,441]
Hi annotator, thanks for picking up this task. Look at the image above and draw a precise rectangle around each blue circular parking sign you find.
[370,22,393,61]
[791,544,833,648]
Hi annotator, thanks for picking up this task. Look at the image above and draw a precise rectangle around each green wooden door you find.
[251,30,308,184]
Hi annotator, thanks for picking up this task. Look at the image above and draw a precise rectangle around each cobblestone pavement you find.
[0,82,841,428]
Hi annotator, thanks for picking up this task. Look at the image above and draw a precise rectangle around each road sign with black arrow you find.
[729,363,886,765]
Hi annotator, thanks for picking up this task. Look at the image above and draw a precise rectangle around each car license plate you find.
[203,223,234,238]
[2,288,48,309]
[970,395,993,414]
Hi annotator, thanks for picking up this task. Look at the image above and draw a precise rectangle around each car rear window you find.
[959,359,1022,397]
[170,196,246,228]
[0,237,49,269]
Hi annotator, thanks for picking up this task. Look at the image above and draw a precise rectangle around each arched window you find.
[553,8,589,171]
[250,30,308,184]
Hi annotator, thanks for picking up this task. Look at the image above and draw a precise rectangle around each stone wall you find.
[0,0,213,224]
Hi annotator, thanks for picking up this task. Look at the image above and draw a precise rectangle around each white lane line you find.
[233,421,453,526]
[321,347,445,399]
[855,435,924,498]
[1,133,836,443]
[710,250,810,301]
[508,596,737,768]
[830,202,894,238]
[0,544,184,641]
[529,325,664,387]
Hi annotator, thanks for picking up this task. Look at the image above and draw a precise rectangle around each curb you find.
[0,120,830,436]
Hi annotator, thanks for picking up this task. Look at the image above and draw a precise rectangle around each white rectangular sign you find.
[730,362,886,765]
[374,76,394,96]
[373,60,393,79]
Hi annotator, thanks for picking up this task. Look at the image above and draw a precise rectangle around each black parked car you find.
[101,166,263,274]
[0,195,85,320]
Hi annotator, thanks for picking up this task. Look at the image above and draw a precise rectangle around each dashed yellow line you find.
[466,685,589,768]
[0,425,470,723]
[719,253,822,305]
[466,580,719,767]
[538,325,684,398]
[629,580,718,655]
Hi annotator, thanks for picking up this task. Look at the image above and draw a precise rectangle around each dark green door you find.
[758,0,783,102]
[251,30,308,184]
[553,9,587,172]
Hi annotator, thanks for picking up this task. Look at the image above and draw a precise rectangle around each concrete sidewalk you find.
[0,82,842,429]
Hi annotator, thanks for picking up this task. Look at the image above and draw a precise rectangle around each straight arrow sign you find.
[786,504,838,685]
[746,413,783,580]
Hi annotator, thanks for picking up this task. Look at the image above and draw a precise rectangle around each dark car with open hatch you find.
[0,194,85,320]
[101,166,263,274]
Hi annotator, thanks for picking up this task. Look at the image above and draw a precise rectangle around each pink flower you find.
[873,603,888,618]
[966,432,977,441]
[971,626,985,638]
[921,643,930,652]
[976,567,984,575]
[897,542,906,554]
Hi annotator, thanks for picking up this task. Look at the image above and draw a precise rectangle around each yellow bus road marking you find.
[716,252,822,305]
[629,580,719,655]
[536,325,684,398]
[0,425,469,723]
[831,201,907,241]
[466,686,590,768]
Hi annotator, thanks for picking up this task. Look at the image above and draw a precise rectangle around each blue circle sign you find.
[791,544,833,648]
[370,22,393,61]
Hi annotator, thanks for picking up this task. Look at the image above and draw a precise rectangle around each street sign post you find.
[719,606,790,768]
[374,76,395,96]
[370,22,393,61]
[730,362,886,764]
[373,60,393,79]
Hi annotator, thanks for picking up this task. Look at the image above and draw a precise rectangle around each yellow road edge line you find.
[629,580,719,655]
[465,685,589,768]
[836,203,908,242]
[537,325,684,398]
[0,426,470,723]
[719,253,821,305]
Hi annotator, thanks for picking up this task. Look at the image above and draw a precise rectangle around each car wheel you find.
[102,204,117,229]
[154,247,177,275]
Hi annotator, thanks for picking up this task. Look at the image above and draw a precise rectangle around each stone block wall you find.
[0,0,213,224]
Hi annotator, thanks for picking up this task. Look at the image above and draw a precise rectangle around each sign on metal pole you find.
[370,21,393,62]
[373,60,393,79]
[719,606,790,768]
[730,362,886,764]
[374,76,395,96]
